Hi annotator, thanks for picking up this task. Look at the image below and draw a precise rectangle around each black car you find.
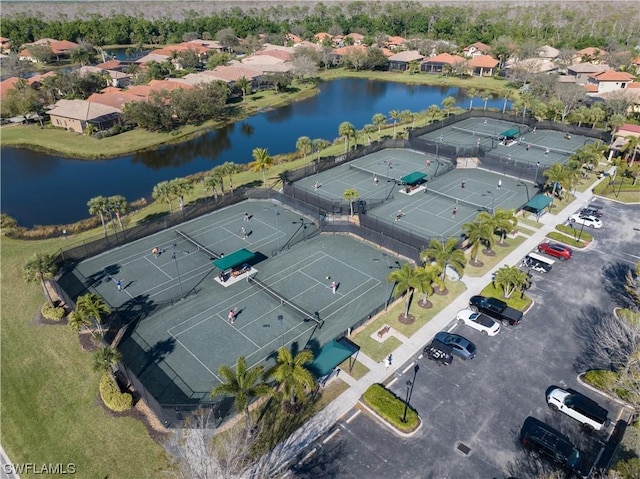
[580,207,603,218]
[469,295,523,326]
[520,417,593,478]
[423,339,453,365]
[433,332,476,360]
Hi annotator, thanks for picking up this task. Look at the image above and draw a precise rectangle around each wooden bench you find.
[377,325,391,338]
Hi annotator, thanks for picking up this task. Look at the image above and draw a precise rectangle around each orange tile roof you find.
[627,82,640,89]
[386,36,406,46]
[577,47,607,56]
[333,45,368,56]
[209,65,262,82]
[285,33,302,44]
[584,84,599,92]
[464,42,491,52]
[27,71,56,85]
[125,85,153,98]
[468,55,499,68]
[0,77,20,101]
[314,33,332,41]
[88,91,143,110]
[254,49,292,61]
[590,70,635,82]
[153,42,210,56]
[101,86,122,93]
[425,53,465,64]
[617,124,640,134]
[148,79,193,92]
[96,59,123,70]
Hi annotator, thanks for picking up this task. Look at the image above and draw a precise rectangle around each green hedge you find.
[479,283,531,311]
[555,224,593,243]
[41,302,66,321]
[362,383,419,432]
[546,231,588,248]
[99,374,133,412]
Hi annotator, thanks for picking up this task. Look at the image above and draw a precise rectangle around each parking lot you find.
[295,200,638,478]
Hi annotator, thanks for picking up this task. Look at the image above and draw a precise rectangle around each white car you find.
[568,214,602,229]
[547,388,609,431]
[456,309,501,336]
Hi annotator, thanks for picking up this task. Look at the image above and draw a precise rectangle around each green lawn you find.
[1,236,168,478]
[479,283,532,311]
[339,359,370,380]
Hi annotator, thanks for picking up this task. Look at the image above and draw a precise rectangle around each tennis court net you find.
[175,230,221,259]
[451,126,496,139]
[526,142,574,156]
[349,164,399,184]
[248,276,322,326]
[425,188,489,212]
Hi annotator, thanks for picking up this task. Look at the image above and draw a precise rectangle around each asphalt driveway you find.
[295,199,637,479]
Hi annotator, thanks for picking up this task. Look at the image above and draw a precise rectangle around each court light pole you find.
[517,181,530,202]
[277,315,284,348]
[481,191,495,215]
[534,161,541,185]
[171,243,185,299]
[385,160,393,198]
[275,204,281,251]
[402,380,412,423]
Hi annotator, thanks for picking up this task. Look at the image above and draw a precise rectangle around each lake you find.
[0,78,508,227]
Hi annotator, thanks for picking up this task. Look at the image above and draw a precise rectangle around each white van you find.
[547,388,610,431]
[522,252,554,273]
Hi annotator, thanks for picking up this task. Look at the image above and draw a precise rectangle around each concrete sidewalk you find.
[271,186,602,471]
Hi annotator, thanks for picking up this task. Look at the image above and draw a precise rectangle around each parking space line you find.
[346,410,361,424]
[298,447,317,464]
[402,362,415,374]
[322,429,340,444]
[387,377,398,387]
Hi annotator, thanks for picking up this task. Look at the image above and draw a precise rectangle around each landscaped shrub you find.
[362,383,418,432]
[546,231,587,248]
[41,302,66,321]
[555,224,593,243]
[583,370,618,391]
[99,374,133,412]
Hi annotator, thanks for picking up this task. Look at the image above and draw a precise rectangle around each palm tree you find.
[87,196,110,238]
[420,238,467,284]
[152,180,176,213]
[251,147,274,187]
[221,161,239,192]
[400,110,414,132]
[235,76,251,101]
[312,138,330,162]
[426,104,440,125]
[68,310,92,335]
[363,124,377,145]
[441,96,456,117]
[211,356,271,428]
[211,165,226,195]
[417,263,441,308]
[338,121,356,154]
[500,87,514,114]
[170,178,193,211]
[543,163,568,199]
[389,110,400,137]
[622,135,640,167]
[204,174,220,201]
[462,215,493,265]
[107,195,128,232]
[296,136,312,163]
[372,113,386,140]
[23,253,59,306]
[493,208,518,244]
[76,292,111,336]
[494,265,530,299]
[92,346,122,374]
[466,88,477,110]
[265,347,316,410]
[387,263,424,320]
[343,188,359,216]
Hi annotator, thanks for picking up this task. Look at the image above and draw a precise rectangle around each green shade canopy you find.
[212,248,256,271]
[310,338,360,377]
[500,128,519,138]
[400,171,428,185]
[524,194,553,213]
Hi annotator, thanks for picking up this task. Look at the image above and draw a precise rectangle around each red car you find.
[538,242,572,261]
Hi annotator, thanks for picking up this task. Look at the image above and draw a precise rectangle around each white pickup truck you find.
[546,388,610,431]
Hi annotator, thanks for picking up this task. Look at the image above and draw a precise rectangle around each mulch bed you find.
[418,299,433,309]
[469,259,484,267]
[397,313,415,324]
[433,287,448,296]
[482,249,496,257]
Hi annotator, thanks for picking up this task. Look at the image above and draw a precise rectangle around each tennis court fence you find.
[248,275,323,327]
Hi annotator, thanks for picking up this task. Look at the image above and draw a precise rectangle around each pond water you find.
[0,78,508,226]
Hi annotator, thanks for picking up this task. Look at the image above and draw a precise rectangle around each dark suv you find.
[423,339,453,365]
[520,417,592,478]
[469,295,523,326]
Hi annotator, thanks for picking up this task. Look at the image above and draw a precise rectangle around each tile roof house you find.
[610,123,640,153]
[463,42,491,58]
[205,65,263,88]
[538,45,560,60]
[567,63,611,84]
[330,45,368,65]
[421,53,465,73]
[345,33,365,45]
[573,47,607,64]
[79,65,131,88]
[314,33,333,44]
[19,38,80,61]
[0,77,21,101]
[0,37,10,53]
[135,52,171,65]
[506,58,558,75]
[586,70,636,94]
[87,90,144,110]
[385,36,407,50]
[468,55,499,76]
[388,50,424,71]
[95,59,124,71]
[48,98,122,133]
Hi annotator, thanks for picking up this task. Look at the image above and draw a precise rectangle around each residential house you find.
[285,33,303,46]
[95,59,124,71]
[135,52,171,65]
[610,123,640,158]
[187,39,224,53]
[573,47,607,64]
[566,63,611,84]
[19,38,80,62]
[468,55,499,76]
[79,65,131,88]
[48,98,121,133]
[87,90,143,110]
[0,37,10,54]
[330,45,368,66]
[463,41,491,58]
[506,58,559,76]
[345,33,365,46]
[538,45,560,60]
[0,77,21,101]
[388,50,424,71]
[385,36,407,51]
[421,53,465,73]
[314,33,333,45]
[586,70,635,94]
[205,65,263,89]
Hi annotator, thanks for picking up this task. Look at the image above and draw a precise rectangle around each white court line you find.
[145,256,173,279]
[214,313,260,348]
[322,429,340,444]
[346,409,361,423]
[171,336,220,382]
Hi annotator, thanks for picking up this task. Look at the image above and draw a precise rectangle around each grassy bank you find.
[0,235,168,478]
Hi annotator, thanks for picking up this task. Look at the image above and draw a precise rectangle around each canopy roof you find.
[400,171,427,185]
[212,248,256,271]
[309,338,360,377]
[524,194,553,213]
[500,127,519,138]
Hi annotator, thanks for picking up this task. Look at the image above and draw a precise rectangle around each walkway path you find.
[269,184,605,472]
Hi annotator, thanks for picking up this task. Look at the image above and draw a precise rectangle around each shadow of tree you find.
[601,262,636,309]
[289,432,344,478]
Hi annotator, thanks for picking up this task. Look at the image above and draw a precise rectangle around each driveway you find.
[294,199,637,479]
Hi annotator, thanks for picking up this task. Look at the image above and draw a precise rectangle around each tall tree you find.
[389,110,400,137]
[250,148,274,187]
[76,292,111,336]
[204,174,220,201]
[170,178,193,211]
[338,121,356,154]
[211,356,271,429]
[23,253,59,306]
[494,265,530,299]
[343,188,359,216]
[387,263,425,320]
[312,138,330,162]
[543,163,568,198]
[87,196,109,238]
[221,162,239,193]
[441,96,456,117]
[493,208,518,244]
[92,346,121,374]
[372,113,386,140]
[417,263,441,308]
[462,214,494,264]
[296,136,312,163]
[152,180,176,213]
[235,76,251,101]
[68,310,92,335]
[420,238,467,282]
[426,104,440,125]
[265,347,316,410]
[621,135,640,168]
[107,195,128,232]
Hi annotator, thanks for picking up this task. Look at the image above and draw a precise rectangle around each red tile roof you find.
[590,70,635,82]
[96,59,123,70]
[0,77,20,101]
[27,71,56,85]
[88,91,143,110]
[425,53,465,65]
[254,49,292,61]
[468,55,499,68]
[333,45,367,56]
